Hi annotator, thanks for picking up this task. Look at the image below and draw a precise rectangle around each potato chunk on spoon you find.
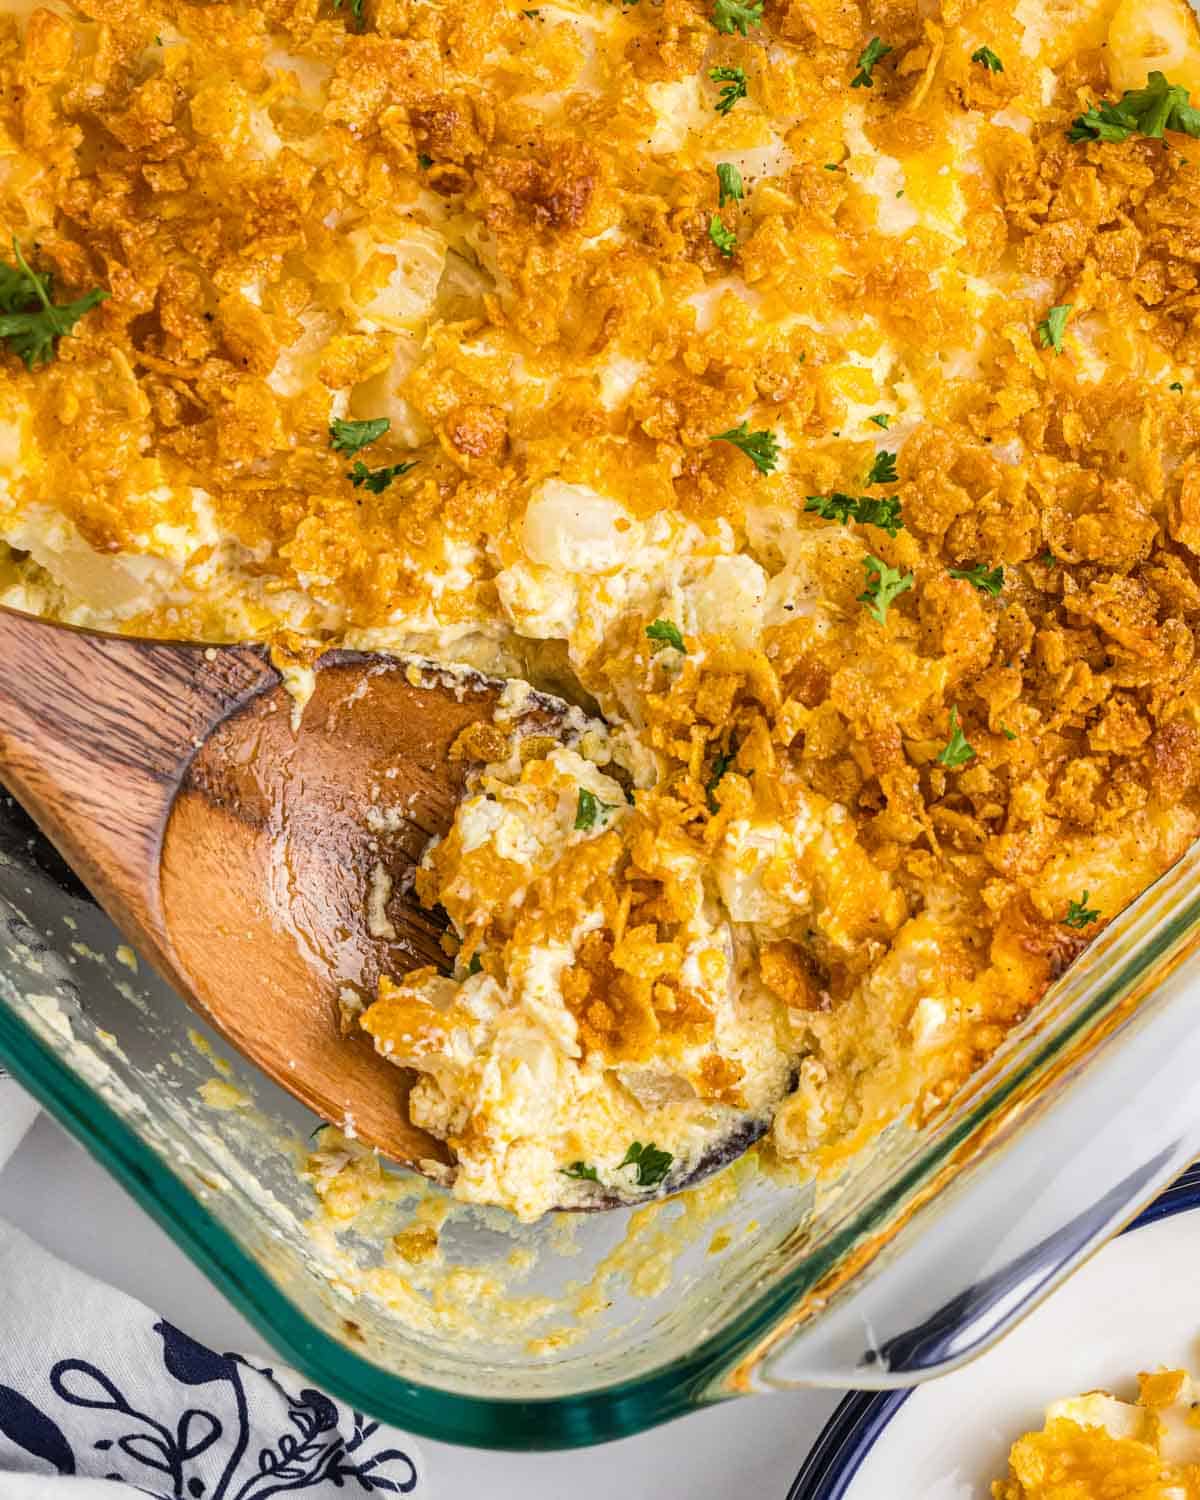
[0,608,767,1209]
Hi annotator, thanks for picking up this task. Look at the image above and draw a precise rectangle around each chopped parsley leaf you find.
[646,618,686,653]
[332,0,365,29]
[347,459,417,493]
[708,214,738,258]
[971,45,1004,72]
[1001,726,1017,741]
[706,743,738,813]
[0,239,108,371]
[807,492,903,536]
[1037,303,1073,355]
[806,492,856,525]
[1041,550,1057,569]
[465,952,483,976]
[1069,72,1200,145]
[716,162,745,206]
[709,420,780,474]
[868,412,891,428]
[937,706,976,768]
[330,416,390,455]
[417,153,433,169]
[561,1161,599,1181]
[858,554,913,624]
[574,787,615,831]
[710,0,764,36]
[865,449,899,486]
[1171,380,1184,392]
[851,36,892,89]
[853,495,904,535]
[709,66,748,115]
[620,1141,673,1187]
[1064,891,1102,929]
[823,162,841,171]
[949,562,1004,596]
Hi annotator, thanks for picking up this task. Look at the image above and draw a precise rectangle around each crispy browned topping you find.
[5,0,1200,1190]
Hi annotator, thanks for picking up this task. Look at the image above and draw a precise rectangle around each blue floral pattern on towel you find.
[0,1320,419,1497]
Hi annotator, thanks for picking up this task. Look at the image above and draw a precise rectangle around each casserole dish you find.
[4,784,1200,1450]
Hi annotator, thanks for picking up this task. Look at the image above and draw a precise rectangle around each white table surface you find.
[0,1109,843,1499]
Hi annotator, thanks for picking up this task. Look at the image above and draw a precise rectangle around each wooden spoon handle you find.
[0,607,275,958]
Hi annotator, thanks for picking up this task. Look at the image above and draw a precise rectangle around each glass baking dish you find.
[3,779,1200,1451]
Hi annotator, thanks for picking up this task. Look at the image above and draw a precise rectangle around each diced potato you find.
[1107,0,1200,97]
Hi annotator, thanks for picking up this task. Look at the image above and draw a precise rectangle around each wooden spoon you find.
[0,606,773,1203]
[0,604,560,1171]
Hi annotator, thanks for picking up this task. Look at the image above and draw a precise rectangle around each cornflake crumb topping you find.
[3,0,1200,1220]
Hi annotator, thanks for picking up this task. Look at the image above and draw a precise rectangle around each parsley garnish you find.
[1064,891,1101,929]
[949,562,1004,596]
[1069,72,1200,145]
[868,412,891,429]
[329,416,390,455]
[865,449,898,486]
[806,493,856,524]
[1041,550,1057,569]
[971,45,1004,72]
[574,787,615,831]
[806,492,904,536]
[858,554,913,624]
[1037,303,1073,354]
[620,1141,673,1187]
[709,65,748,115]
[417,153,433,169]
[853,495,904,535]
[710,421,780,474]
[1001,726,1017,741]
[706,744,738,813]
[646,618,686,653]
[851,36,892,89]
[937,705,975,768]
[716,162,744,206]
[0,240,108,371]
[711,0,763,36]
[332,0,365,29]
[347,459,417,493]
[708,215,738,258]
[561,1161,599,1181]
[465,952,483,976]
[1171,380,1184,392]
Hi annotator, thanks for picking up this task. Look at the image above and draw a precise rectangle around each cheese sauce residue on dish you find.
[993,1368,1200,1499]
[4,0,1200,1219]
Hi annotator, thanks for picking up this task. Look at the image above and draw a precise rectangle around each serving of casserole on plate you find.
[3,0,1200,1224]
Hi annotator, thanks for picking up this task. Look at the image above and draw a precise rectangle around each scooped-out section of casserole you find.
[3,0,1200,1218]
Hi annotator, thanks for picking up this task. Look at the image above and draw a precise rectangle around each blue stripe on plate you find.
[786,1161,1200,1500]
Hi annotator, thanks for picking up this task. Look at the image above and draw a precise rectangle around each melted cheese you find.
[3,0,1200,1218]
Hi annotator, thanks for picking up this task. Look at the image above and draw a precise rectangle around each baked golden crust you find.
[993,1368,1200,1499]
[4,0,1200,1215]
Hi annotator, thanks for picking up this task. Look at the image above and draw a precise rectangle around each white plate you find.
[790,1166,1200,1499]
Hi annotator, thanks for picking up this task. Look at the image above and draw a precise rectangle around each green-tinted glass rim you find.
[2,858,1195,1450]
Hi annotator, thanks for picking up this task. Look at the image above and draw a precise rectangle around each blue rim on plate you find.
[786,1160,1200,1500]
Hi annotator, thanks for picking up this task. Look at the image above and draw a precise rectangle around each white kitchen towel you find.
[0,1218,424,1497]
[0,1078,38,1172]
